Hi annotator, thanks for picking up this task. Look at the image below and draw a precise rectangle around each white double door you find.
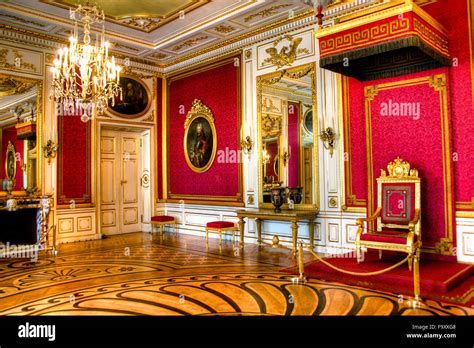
[100,129,144,235]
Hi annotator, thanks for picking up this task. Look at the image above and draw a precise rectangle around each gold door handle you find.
[120,180,128,185]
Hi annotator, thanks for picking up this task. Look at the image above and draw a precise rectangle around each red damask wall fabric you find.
[427,0,474,211]
[344,78,367,206]
[168,59,241,200]
[1,126,24,190]
[288,101,300,187]
[57,116,91,204]
[156,77,163,200]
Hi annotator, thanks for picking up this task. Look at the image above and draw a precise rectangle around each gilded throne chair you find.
[356,158,421,270]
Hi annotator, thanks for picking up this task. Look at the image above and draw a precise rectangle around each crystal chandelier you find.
[50,4,122,116]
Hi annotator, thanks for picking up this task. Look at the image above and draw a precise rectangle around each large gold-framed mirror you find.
[257,63,319,210]
[0,74,43,197]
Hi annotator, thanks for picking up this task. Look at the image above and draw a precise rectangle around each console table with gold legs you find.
[236,208,318,254]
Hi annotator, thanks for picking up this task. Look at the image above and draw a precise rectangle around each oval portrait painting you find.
[108,76,151,118]
[303,109,313,135]
[184,115,217,173]
[5,142,16,180]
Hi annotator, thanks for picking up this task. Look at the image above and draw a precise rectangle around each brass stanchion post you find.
[298,241,306,283]
[412,249,422,308]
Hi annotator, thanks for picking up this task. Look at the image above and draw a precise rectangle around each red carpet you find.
[282,252,474,307]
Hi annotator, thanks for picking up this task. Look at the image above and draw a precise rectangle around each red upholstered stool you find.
[151,215,175,235]
[205,221,238,244]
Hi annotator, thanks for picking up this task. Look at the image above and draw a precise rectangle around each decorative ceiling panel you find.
[230,2,302,28]
[40,0,209,33]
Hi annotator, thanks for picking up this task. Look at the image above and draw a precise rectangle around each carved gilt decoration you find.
[263,35,310,69]
[0,76,36,97]
[184,99,215,129]
[380,157,419,178]
[144,111,155,122]
[214,24,236,33]
[0,49,36,72]
[262,97,280,113]
[244,4,292,22]
[261,113,281,138]
[172,36,209,52]
[435,238,454,255]
[119,17,162,32]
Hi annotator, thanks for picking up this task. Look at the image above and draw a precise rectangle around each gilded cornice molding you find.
[164,9,316,75]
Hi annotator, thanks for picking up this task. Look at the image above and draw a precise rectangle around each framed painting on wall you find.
[108,75,151,118]
[303,109,313,135]
[183,99,217,173]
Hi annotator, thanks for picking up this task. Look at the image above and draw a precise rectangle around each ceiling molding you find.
[0,1,318,75]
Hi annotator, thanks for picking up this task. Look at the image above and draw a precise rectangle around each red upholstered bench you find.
[151,215,175,234]
[205,221,238,244]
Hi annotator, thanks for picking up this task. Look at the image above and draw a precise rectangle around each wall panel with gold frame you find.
[0,73,43,198]
[256,62,319,210]
[165,55,244,205]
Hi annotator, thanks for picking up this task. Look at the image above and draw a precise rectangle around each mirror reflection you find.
[258,63,316,207]
[0,75,40,194]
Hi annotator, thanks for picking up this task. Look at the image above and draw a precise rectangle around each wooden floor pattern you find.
[0,232,472,316]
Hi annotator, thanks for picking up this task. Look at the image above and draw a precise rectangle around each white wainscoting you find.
[55,208,100,243]
[156,203,364,251]
[456,216,474,263]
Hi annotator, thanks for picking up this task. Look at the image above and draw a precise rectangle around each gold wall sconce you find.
[320,127,336,157]
[240,135,253,158]
[43,140,58,164]
[282,149,291,166]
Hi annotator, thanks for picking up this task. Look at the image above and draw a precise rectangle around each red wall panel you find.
[57,115,91,205]
[167,58,242,202]
[156,77,163,200]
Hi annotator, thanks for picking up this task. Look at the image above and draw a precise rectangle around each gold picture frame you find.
[0,73,42,198]
[5,141,16,181]
[256,62,319,210]
[183,99,217,173]
[302,108,313,135]
[107,75,152,119]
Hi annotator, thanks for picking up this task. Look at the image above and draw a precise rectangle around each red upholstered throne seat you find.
[360,229,418,244]
[356,157,422,270]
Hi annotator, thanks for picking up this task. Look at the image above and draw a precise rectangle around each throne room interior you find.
[0,0,474,318]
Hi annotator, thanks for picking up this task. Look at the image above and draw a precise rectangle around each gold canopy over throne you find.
[356,158,422,270]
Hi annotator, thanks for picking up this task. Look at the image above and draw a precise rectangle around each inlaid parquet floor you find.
[0,232,472,316]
